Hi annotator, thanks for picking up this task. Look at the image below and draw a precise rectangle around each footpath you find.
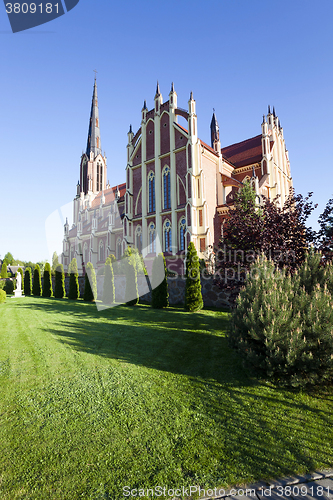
[196,469,333,500]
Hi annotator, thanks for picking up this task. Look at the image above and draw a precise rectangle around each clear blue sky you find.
[0,0,332,262]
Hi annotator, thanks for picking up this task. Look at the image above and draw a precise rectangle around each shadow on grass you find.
[14,297,333,483]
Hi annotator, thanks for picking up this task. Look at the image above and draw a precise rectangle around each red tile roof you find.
[222,135,262,168]
[91,183,126,209]
[200,139,219,157]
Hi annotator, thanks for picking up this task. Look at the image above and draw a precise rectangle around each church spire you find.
[210,110,220,149]
[86,78,102,157]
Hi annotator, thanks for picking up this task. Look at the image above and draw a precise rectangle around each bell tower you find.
[79,77,107,197]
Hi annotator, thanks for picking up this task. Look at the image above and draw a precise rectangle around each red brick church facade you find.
[61,80,292,274]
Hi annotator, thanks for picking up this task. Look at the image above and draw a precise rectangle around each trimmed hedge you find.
[185,242,203,312]
[0,289,6,303]
[32,264,42,296]
[54,264,66,299]
[42,262,53,297]
[102,258,115,305]
[151,253,169,309]
[24,268,32,296]
[68,258,80,300]
[84,262,97,302]
[124,248,138,306]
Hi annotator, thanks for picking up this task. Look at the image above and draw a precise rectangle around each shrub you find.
[124,247,138,306]
[102,257,115,305]
[229,253,333,387]
[32,264,42,296]
[42,262,53,297]
[54,263,66,299]
[0,289,6,303]
[4,280,14,295]
[151,253,169,308]
[1,259,8,279]
[84,262,97,302]
[185,242,203,312]
[68,258,80,300]
[24,268,32,296]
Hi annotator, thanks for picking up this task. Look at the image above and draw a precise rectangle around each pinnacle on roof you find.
[252,166,256,178]
[171,82,175,92]
[129,124,133,134]
[268,105,271,114]
[86,78,102,157]
[143,100,147,109]
[210,110,220,148]
[190,91,194,100]
[155,80,161,96]
[273,106,276,117]
[262,114,266,124]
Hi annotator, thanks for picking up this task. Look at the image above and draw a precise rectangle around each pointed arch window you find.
[148,171,155,213]
[99,240,104,262]
[135,225,142,254]
[179,217,186,251]
[163,219,172,253]
[148,222,156,254]
[163,166,171,209]
[116,238,122,260]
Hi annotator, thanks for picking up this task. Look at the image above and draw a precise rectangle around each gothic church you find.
[61,79,292,274]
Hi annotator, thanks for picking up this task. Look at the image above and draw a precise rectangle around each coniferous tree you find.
[68,258,80,300]
[102,257,115,305]
[24,267,32,296]
[32,264,42,296]
[151,253,169,308]
[52,251,59,273]
[42,262,53,297]
[54,263,66,299]
[1,259,8,278]
[185,242,203,312]
[84,262,97,302]
[124,247,139,306]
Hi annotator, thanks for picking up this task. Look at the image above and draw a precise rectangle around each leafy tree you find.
[32,264,42,296]
[52,252,59,273]
[84,262,97,302]
[102,257,115,305]
[68,258,80,300]
[124,247,139,306]
[42,262,53,297]
[1,259,8,278]
[17,267,24,290]
[151,253,169,308]
[4,252,13,265]
[316,196,333,260]
[54,263,65,299]
[185,242,203,312]
[24,267,32,296]
[0,289,6,304]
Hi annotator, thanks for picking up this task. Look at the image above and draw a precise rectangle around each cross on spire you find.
[93,69,98,80]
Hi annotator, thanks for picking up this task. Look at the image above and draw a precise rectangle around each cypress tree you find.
[32,264,42,296]
[84,262,97,302]
[24,267,32,296]
[68,258,80,300]
[124,247,139,306]
[185,242,203,312]
[1,259,8,279]
[42,262,53,297]
[54,263,66,299]
[102,257,115,305]
[151,253,169,308]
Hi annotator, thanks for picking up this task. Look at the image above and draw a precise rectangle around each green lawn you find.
[0,297,332,500]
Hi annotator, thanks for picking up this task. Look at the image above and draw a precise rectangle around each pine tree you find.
[151,253,169,308]
[32,264,42,296]
[1,259,8,278]
[54,263,65,299]
[68,258,80,300]
[124,247,139,306]
[102,257,115,305]
[84,262,97,302]
[42,262,53,297]
[24,267,32,296]
[185,242,203,312]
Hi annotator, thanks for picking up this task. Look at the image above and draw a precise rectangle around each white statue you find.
[16,271,22,291]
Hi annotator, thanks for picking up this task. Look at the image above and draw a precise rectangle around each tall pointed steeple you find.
[210,110,220,149]
[86,78,102,157]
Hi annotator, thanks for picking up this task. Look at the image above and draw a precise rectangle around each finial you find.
[268,105,271,114]
[190,91,193,100]
[156,80,160,95]
[143,100,147,109]
[262,114,266,123]
[66,217,68,224]
[252,166,256,177]
[273,106,276,117]
[129,124,132,134]
[171,82,175,92]
[93,69,98,81]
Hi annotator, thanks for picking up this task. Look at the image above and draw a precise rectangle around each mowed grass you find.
[0,298,333,500]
